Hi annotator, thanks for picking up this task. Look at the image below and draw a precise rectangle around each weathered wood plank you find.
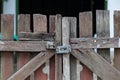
[79,12,93,80]
[17,14,31,80]
[8,50,55,80]
[71,37,119,49]
[55,14,62,80]
[69,17,77,80]
[0,41,46,52]
[96,10,110,38]
[33,14,47,32]
[18,14,30,32]
[72,49,120,80]
[114,11,120,71]
[0,37,119,51]
[1,14,14,80]
[1,14,14,40]
[49,15,55,80]
[96,10,110,80]
[19,32,54,41]
[62,17,70,80]
[34,14,48,80]
[49,15,55,33]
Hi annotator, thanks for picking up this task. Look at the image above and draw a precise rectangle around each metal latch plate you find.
[46,41,55,49]
[56,45,71,54]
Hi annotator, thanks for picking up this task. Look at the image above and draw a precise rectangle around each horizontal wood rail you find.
[0,41,46,52]
[0,37,120,52]
[71,37,120,49]
[18,32,55,41]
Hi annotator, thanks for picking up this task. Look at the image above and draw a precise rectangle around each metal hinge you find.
[56,45,71,54]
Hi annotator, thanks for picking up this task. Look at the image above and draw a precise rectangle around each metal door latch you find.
[56,45,71,54]
[46,41,55,49]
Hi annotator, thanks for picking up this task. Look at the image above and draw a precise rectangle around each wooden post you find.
[1,14,14,80]
[34,14,48,80]
[17,14,31,80]
[79,12,93,80]
[96,10,110,80]
[62,17,70,80]
[49,15,55,80]
[69,17,77,80]
[114,11,120,71]
[55,14,62,80]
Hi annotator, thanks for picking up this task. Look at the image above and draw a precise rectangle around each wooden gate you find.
[0,10,120,80]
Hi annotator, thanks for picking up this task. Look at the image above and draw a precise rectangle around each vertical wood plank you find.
[69,17,77,80]
[79,12,93,80]
[55,14,62,80]
[96,10,110,80]
[114,11,120,71]
[49,15,55,33]
[18,14,31,80]
[34,14,47,32]
[34,14,48,80]
[62,17,70,80]
[1,14,14,80]
[49,15,55,80]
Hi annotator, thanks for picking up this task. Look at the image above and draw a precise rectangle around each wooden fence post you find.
[1,14,14,80]
[17,14,31,80]
[69,17,77,80]
[55,14,62,80]
[79,12,93,80]
[114,11,120,71]
[34,14,48,80]
[62,17,70,80]
[96,10,110,80]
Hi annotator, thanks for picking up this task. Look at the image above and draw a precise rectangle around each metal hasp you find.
[56,45,71,54]
[46,41,55,49]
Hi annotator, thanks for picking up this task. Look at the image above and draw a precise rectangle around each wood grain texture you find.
[19,32,54,41]
[96,10,110,38]
[49,15,55,33]
[34,14,48,80]
[71,37,119,49]
[1,14,14,80]
[33,14,47,32]
[69,17,77,80]
[79,12,92,38]
[17,14,31,80]
[55,14,62,80]
[49,15,55,80]
[18,14,30,32]
[79,12,93,80]
[50,55,55,80]
[1,14,14,40]
[8,51,55,80]
[0,41,46,52]
[62,17,70,80]
[72,49,120,80]
[114,11,120,71]
[96,10,110,80]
